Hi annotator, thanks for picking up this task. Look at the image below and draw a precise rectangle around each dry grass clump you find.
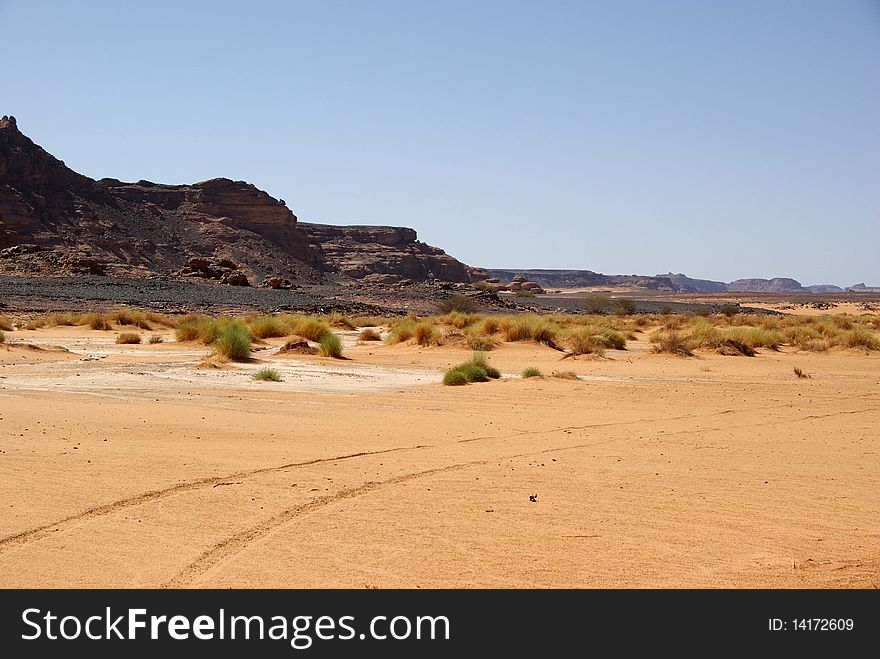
[351,316,387,328]
[564,329,606,357]
[148,334,164,344]
[0,315,13,331]
[650,330,693,356]
[318,332,344,358]
[793,367,811,379]
[0,330,5,344]
[563,325,628,357]
[248,315,288,339]
[551,371,580,380]
[499,315,560,348]
[480,317,500,335]
[358,328,382,341]
[837,327,880,351]
[80,312,112,330]
[522,367,542,378]
[115,332,141,344]
[413,320,442,346]
[386,317,416,344]
[43,312,76,327]
[110,309,152,329]
[288,316,331,342]
[440,310,481,329]
[327,312,355,330]
[465,329,497,351]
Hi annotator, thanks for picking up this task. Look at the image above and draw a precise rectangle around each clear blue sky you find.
[2,0,878,285]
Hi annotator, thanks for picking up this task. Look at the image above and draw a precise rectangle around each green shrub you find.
[318,332,344,358]
[471,351,500,378]
[522,367,542,378]
[213,322,252,361]
[610,298,636,316]
[253,367,283,382]
[718,303,740,317]
[442,352,501,385]
[443,369,469,386]
[582,295,610,314]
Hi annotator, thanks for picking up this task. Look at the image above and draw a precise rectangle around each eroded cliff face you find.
[0,117,479,284]
[299,223,474,283]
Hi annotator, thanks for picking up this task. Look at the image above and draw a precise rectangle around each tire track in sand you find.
[0,445,429,554]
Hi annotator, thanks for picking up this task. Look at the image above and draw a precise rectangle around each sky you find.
[2,0,878,285]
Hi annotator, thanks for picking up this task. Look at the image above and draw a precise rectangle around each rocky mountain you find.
[0,116,476,286]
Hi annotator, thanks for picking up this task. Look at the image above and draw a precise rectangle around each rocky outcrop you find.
[299,223,473,283]
[0,118,478,285]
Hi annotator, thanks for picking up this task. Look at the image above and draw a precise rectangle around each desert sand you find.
[1,323,878,588]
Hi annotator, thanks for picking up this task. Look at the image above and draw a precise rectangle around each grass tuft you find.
[115,332,141,344]
[522,367,542,378]
[253,367,283,382]
[318,333,344,358]
[213,322,252,361]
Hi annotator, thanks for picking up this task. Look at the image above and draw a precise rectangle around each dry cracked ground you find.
[0,325,878,588]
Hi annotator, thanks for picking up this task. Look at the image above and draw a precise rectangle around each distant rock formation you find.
[486,269,683,292]
[806,284,844,293]
[726,278,807,293]
[658,272,728,293]
[299,223,473,283]
[0,117,477,284]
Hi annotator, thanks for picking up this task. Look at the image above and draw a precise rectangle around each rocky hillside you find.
[0,116,476,286]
